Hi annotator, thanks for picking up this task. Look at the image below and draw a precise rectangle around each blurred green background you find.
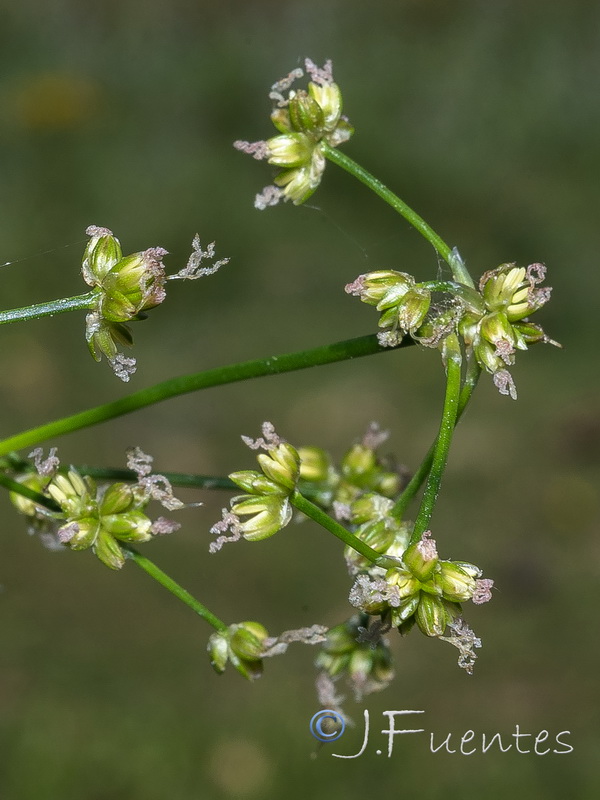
[0,0,598,798]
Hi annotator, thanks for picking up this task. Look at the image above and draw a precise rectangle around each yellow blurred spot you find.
[207,738,273,797]
[11,72,100,131]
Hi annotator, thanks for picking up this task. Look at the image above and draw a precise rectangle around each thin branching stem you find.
[322,143,475,288]
[0,473,61,510]
[0,333,412,457]
[122,546,228,632]
[0,291,98,325]
[409,335,463,545]
[291,491,398,568]
[392,356,481,520]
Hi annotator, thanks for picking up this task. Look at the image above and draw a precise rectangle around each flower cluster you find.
[346,262,557,398]
[234,58,353,208]
[297,422,406,515]
[208,621,270,681]
[82,226,228,381]
[345,270,435,345]
[208,622,327,681]
[342,492,410,574]
[459,262,558,399]
[209,422,301,551]
[348,530,493,673]
[10,447,184,569]
[315,615,395,702]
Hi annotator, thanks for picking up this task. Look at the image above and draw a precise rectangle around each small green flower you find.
[346,270,433,344]
[82,226,228,381]
[208,621,269,681]
[298,423,404,515]
[11,448,183,569]
[234,58,353,208]
[347,530,493,672]
[315,615,395,701]
[459,262,559,399]
[343,493,410,574]
[210,423,300,550]
[348,261,557,398]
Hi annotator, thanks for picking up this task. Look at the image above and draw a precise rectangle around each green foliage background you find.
[0,1,598,798]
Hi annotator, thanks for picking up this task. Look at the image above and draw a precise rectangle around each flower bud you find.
[458,312,480,347]
[381,524,411,560]
[231,495,292,541]
[385,567,420,600]
[314,650,349,677]
[345,270,412,306]
[321,622,359,655]
[348,647,374,681]
[308,81,343,131]
[390,594,420,627]
[229,470,286,497]
[93,528,126,570]
[266,132,314,168]
[229,621,269,661]
[227,621,266,681]
[9,474,47,517]
[86,314,133,363]
[207,632,229,674]
[396,286,431,332]
[99,483,134,515]
[101,510,153,541]
[345,520,397,572]
[451,561,482,579]
[435,561,477,602]
[481,265,525,309]
[270,107,293,134]
[82,226,122,286]
[298,446,332,483]
[237,60,352,209]
[257,442,300,492]
[341,444,377,486]
[416,594,449,637]
[403,532,439,581]
[64,517,99,550]
[474,339,504,374]
[376,279,416,311]
[512,321,548,344]
[288,90,325,134]
[47,471,94,517]
[273,147,326,205]
[350,493,393,524]
[480,311,517,348]
[101,248,168,322]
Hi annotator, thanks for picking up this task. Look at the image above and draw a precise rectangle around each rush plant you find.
[1,59,558,717]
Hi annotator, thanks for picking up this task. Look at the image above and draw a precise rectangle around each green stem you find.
[0,473,61,511]
[122,546,228,632]
[0,291,98,325]
[0,333,413,457]
[322,143,474,288]
[1,455,237,491]
[291,491,397,568]
[409,335,463,545]
[392,356,481,521]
